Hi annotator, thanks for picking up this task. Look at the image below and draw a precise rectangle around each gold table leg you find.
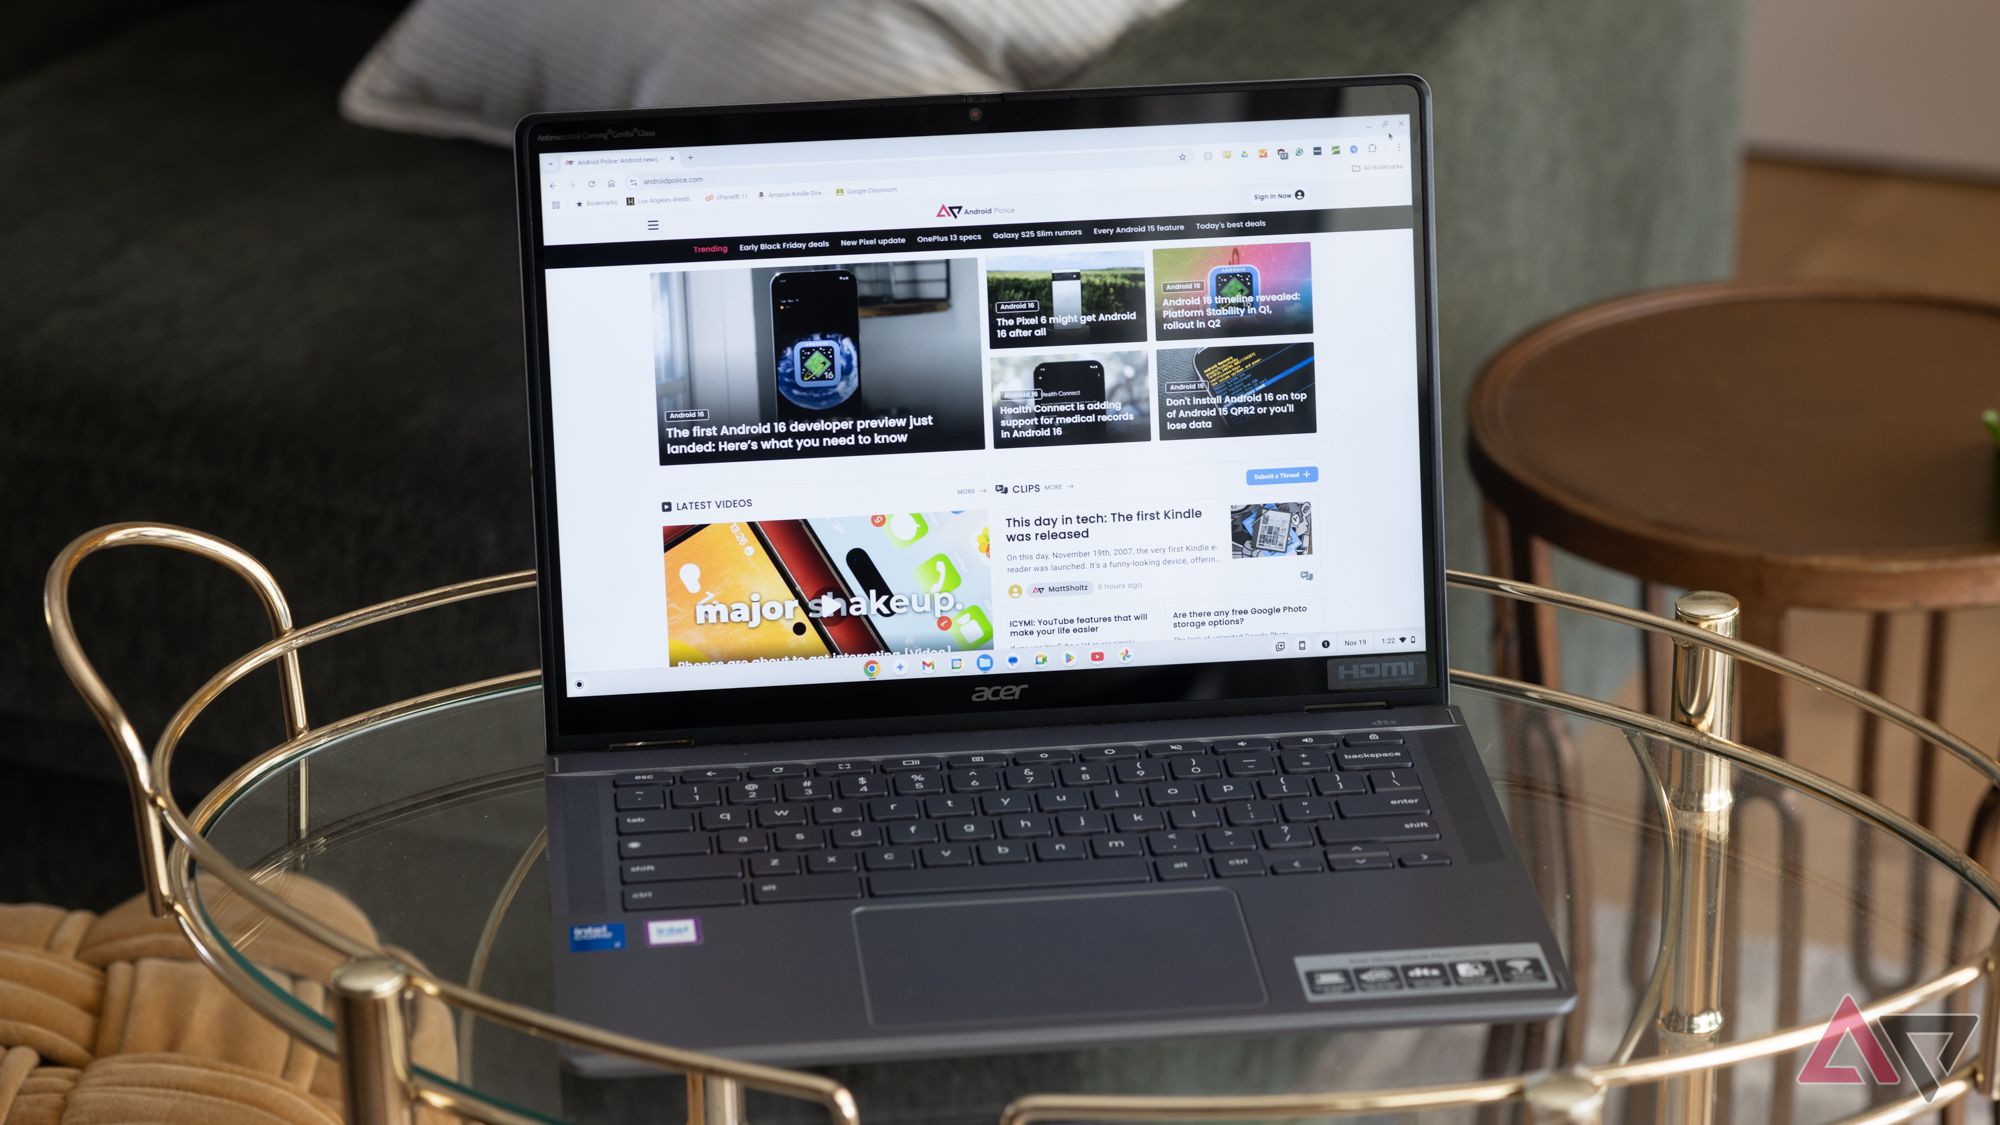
[1655,591,1740,1125]
[687,1072,747,1125]
[331,957,413,1125]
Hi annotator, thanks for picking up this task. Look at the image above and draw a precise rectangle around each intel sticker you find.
[569,922,626,952]
[647,918,702,947]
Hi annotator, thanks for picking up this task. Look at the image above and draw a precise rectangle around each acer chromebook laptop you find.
[516,76,1574,1070]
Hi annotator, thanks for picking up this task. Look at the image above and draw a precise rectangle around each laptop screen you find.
[521,82,1439,741]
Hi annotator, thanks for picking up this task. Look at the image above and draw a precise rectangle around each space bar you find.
[869,859,1151,897]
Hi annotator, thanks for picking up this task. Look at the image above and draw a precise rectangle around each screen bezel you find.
[518,76,1445,752]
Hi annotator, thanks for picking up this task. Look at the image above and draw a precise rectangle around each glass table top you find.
[187,681,1998,1124]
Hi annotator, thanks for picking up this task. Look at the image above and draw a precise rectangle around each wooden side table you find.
[1468,282,2000,770]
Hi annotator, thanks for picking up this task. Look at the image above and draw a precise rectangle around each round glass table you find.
[43,526,2000,1125]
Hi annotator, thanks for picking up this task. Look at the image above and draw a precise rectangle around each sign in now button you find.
[1246,466,1319,486]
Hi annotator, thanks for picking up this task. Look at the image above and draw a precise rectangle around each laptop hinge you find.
[610,738,695,751]
[1303,701,1391,712]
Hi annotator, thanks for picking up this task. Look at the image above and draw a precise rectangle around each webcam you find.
[967,106,984,123]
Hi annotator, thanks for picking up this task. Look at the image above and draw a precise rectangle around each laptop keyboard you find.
[608,731,1449,913]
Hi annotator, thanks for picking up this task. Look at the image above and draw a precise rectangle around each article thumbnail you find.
[1152,242,1314,341]
[652,260,985,466]
[989,350,1151,449]
[662,512,994,666]
[1157,343,1317,440]
[1229,502,1313,558]
[985,251,1147,349]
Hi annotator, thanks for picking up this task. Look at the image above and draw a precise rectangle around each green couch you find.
[0,0,1743,906]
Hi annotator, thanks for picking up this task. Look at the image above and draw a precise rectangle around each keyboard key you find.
[1059,763,1110,786]
[831,825,883,848]
[868,798,920,820]
[807,850,858,874]
[1114,809,1165,832]
[625,880,741,912]
[749,854,799,876]
[1260,776,1314,799]
[614,787,665,811]
[838,775,886,798]
[1000,814,1053,838]
[670,784,722,808]
[893,772,943,796]
[756,804,809,827]
[1318,818,1442,846]
[1277,734,1339,751]
[979,841,1031,864]
[1092,835,1143,857]
[948,752,1012,769]
[1115,761,1166,783]
[1147,831,1201,856]
[1343,732,1405,746]
[1143,740,1210,757]
[1338,793,1432,818]
[1280,749,1335,773]
[783,778,832,802]
[949,768,999,792]
[1260,824,1314,850]
[945,818,995,841]
[1313,772,1367,796]
[1092,785,1145,810]
[888,821,939,845]
[1203,828,1256,852]
[1280,797,1336,822]
[881,756,941,773]
[870,858,1151,897]
[924,795,980,818]
[1223,753,1277,777]
[1035,838,1089,861]
[752,875,861,903]
[1079,745,1140,761]
[814,761,869,775]
[1397,849,1453,868]
[1147,782,1199,806]
[1170,757,1222,780]
[864,847,917,870]
[1037,790,1088,812]
[774,829,826,851]
[1014,748,1074,765]
[622,855,740,884]
[1057,811,1109,835]
[1169,806,1222,829]
[1337,749,1413,771]
[1224,801,1277,827]
[1156,857,1209,880]
[613,771,670,787]
[813,801,863,824]
[1327,852,1395,871]
[618,834,710,859]
[1213,854,1266,877]
[1202,779,1257,802]
[1005,766,1054,790]
[717,831,768,853]
[980,792,1033,815]
[748,763,806,779]
[1213,737,1273,753]
[700,808,750,830]
[1371,769,1423,793]
[922,844,975,867]
[1270,854,1326,875]
[615,811,693,836]
[677,767,741,783]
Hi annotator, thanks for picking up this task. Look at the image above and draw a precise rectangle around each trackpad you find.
[853,888,1267,1027]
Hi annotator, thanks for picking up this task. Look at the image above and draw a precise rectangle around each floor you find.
[1727,157,2000,854]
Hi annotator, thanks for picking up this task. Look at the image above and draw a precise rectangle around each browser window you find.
[536,115,1427,697]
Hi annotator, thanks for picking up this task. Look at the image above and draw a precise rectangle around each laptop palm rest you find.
[853,887,1267,1027]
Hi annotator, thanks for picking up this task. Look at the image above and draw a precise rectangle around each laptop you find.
[515,76,1574,1070]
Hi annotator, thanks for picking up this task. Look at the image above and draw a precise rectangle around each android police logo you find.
[971,684,1026,702]
[935,203,963,219]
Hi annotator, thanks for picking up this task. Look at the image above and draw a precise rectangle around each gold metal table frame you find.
[41,523,2000,1125]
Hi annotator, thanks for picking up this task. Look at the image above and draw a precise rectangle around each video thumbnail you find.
[1152,241,1314,341]
[989,350,1151,449]
[1157,343,1317,440]
[1229,502,1313,558]
[652,260,986,465]
[663,512,994,665]
[985,251,1147,349]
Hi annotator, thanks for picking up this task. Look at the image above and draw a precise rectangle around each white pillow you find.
[340,0,1186,146]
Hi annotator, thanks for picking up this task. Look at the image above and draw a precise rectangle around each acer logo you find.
[970,684,1026,702]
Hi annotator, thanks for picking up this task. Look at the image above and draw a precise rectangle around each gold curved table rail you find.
[43,522,2000,1125]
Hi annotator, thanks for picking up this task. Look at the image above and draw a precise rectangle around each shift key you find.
[1317,817,1442,846]
[622,855,741,883]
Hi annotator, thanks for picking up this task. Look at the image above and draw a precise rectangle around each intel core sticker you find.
[570,922,626,952]
[647,918,702,947]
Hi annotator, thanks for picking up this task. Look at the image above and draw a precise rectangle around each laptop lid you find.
[517,77,1443,752]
